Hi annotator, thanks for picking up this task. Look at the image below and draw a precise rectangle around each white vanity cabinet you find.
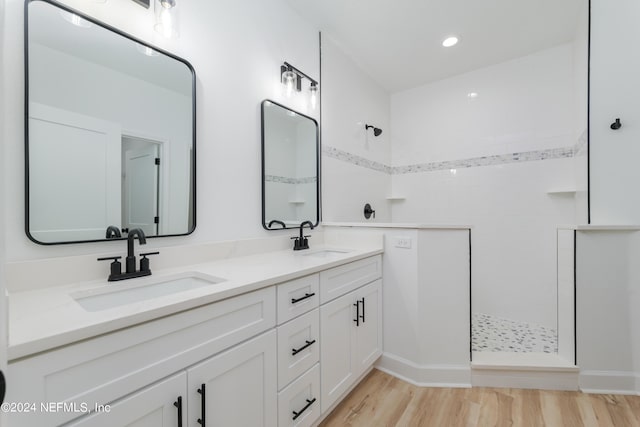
[187,330,277,427]
[319,258,382,413]
[65,373,187,427]
[7,253,383,427]
[6,287,276,427]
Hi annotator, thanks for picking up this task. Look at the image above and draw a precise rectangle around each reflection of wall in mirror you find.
[264,108,298,223]
[294,120,317,222]
[264,107,317,226]
[29,42,192,237]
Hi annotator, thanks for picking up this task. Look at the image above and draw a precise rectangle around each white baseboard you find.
[580,370,640,395]
[472,367,579,390]
[375,352,471,388]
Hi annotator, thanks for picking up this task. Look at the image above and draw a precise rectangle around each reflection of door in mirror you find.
[121,136,161,237]
[29,103,121,243]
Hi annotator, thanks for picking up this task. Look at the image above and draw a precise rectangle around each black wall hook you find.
[610,118,622,130]
[364,203,376,219]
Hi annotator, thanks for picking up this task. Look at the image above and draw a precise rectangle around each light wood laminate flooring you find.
[319,369,640,427]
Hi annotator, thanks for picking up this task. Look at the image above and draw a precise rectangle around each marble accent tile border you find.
[393,146,574,175]
[322,146,392,174]
[323,141,584,175]
[265,175,317,184]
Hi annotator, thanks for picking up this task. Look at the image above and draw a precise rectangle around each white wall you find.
[321,37,391,223]
[573,2,589,224]
[590,0,640,225]
[576,230,640,394]
[0,0,8,417]
[360,228,471,386]
[2,0,320,262]
[390,45,578,329]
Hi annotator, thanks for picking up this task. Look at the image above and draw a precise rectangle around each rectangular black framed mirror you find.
[261,100,319,230]
[25,0,196,244]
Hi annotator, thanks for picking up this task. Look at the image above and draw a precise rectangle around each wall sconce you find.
[280,62,319,109]
[154,0,179,38]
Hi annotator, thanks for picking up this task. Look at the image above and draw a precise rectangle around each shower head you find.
[365,124,382,137]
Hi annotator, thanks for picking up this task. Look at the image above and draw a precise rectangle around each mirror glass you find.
[26,0,195,244]
[262,100,319,230]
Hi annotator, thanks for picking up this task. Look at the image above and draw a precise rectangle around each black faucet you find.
[292,221,314,251]
[105,225,122,239]
[126,228,146,273]
[268,219,286,229]
[98,228,159,281]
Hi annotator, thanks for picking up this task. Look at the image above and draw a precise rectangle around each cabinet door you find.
[355,280,383,374]
[187,330,277,427]
[66,372,187,427]
[319,291,357,413]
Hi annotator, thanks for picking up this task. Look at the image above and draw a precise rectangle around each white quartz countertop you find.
[8,244,382,360]
[322,222,472,230]
[557,224,640,231]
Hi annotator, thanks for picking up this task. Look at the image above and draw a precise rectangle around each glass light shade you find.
[154,0,179,38]
[282,69,296,97]
[309,83,318,109]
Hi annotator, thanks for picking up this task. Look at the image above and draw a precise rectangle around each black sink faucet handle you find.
[140,251,160,272]
[97,256,122,279]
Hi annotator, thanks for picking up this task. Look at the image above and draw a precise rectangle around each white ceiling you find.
[286,0,585,93]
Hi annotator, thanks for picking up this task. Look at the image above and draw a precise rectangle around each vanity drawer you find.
[277,309,320,390]
[7,286,276,427]
[278,364,320,427]
[319,255,382,303]
[277,273,320,324]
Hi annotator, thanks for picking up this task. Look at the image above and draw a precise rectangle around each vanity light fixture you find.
[280,62,319,109]
[442,36,459,47]
[154,0,178,38]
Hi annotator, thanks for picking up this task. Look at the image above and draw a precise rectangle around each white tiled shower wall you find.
[320,37,392,223]
[322,41,586,330]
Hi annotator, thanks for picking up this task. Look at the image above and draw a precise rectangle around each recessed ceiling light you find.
[442,36,459,47]
[467,92,479,98]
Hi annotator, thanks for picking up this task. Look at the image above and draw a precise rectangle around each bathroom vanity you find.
[5,234,383,427]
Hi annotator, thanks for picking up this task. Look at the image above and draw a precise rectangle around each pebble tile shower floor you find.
[472,313,558,353]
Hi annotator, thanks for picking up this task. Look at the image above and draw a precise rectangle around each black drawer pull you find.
[292,339,316,356]
[360,297,366,323]
[292,397,317,421]
[291,293,315,304]
[353,301,360,326]
[197,384,206,426]
[174,396,183,427]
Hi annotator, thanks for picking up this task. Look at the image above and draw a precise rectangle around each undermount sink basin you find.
[302,249,350,258]
[72,272,226,312]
